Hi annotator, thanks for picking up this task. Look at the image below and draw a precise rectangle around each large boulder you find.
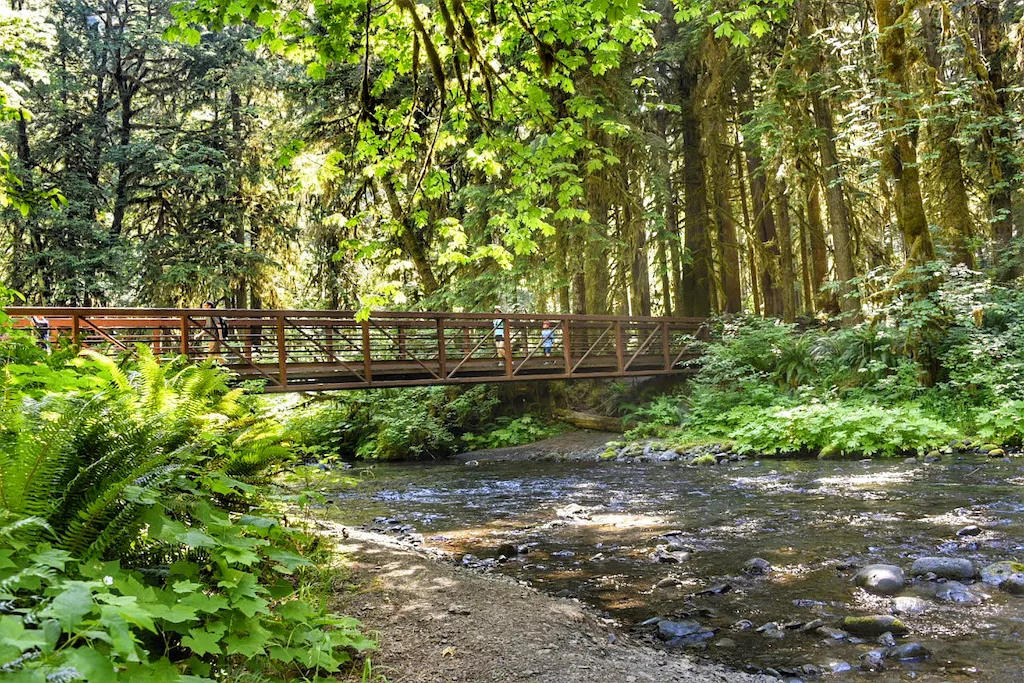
[909,557,976,580]
[854,564,906,596]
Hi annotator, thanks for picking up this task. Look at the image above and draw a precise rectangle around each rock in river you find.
[909,556,976,580]
[657,620,705,639]
[935,581,985,605]
[841,615,909,637]
[854,564,906,595]
[980,561,1024,588]
[741,557,772,575]
[884,642,932,662]
[1000,574,1024,596]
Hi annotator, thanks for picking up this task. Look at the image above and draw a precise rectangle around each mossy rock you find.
[988,448,1006,457]
[841,615,909,637]
[981,443,1000,452]
[606,441,625,450]
[691,454,716,466]
[599,448,618,461]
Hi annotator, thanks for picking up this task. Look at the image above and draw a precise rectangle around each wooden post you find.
[615,321,624,373]
[503,317,513,377]
[662,322,671,371]
[436,317,447,378]
[325,324,334,360]
[398,326,407,360]
[361,320,373,385]
[72,314,80,347]
[562,319,572,376]
[276,315,287,387]
[180,316,189,356]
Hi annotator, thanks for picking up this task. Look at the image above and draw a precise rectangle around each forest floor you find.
[330,525,777,683]
[451,430,617,463]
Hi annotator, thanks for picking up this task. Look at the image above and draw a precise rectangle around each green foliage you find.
[286,385,503,460]
[634,287,1024,457]
[0,324,373,680]
[688,398,955,458]
[460,415,568,451]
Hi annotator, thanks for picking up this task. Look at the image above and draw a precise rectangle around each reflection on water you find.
[328,456,1024,681]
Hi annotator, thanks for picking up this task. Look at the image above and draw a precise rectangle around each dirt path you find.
[331,527,777,683]
[451,430,617,463]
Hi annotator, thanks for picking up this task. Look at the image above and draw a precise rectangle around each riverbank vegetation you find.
[0,304,374,681]
[630,268,1024,458]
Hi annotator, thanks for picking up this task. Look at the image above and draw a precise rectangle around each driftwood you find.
[554,409,624,433]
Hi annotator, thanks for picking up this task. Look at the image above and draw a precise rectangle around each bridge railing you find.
[6,308,705,391]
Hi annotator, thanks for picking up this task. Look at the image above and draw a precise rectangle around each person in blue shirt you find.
[493,306,506,363]
[541,320,555,357]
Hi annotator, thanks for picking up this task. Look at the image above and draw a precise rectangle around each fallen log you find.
[554,409,624,433]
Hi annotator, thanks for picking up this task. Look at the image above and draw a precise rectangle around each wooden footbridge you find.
[7,308,705,393]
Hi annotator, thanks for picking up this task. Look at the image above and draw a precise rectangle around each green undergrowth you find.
[282,385,568,461]
[628,269,1024,458]
[0,293,374,682]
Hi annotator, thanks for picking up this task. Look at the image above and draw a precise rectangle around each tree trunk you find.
[920,7,975,269]
[875,0,936,272]
[679,62,712,317]
[584,173,611,315]
[381,178,440,294]
[775,177,798,322]
[735,60,780,317]
[976,1,1017,277]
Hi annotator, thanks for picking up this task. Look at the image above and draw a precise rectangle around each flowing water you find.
[326,451,1024,681]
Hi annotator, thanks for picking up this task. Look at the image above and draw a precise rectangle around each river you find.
[326,448,1024,681]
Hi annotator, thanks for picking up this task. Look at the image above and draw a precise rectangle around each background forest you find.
[1,0,1021,318]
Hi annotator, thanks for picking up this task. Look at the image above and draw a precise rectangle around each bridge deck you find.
[7,308,704,392]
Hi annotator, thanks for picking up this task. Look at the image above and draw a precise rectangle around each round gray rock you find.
[854,564,906,596]
[909,556,976,580]
[742,557,772,575]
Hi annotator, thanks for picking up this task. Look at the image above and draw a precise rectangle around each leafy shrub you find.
[460,415,567,450]
[286,385,515,460]
[0,343,373,681]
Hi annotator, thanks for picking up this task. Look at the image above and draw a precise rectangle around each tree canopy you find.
[1,0,1021,320]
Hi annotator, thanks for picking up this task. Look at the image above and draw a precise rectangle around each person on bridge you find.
[202,300,225,357]
[541,321,555,358]
[493,306,506,364]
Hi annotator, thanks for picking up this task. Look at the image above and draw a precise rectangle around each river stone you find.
[909,557,976,580]
[956,525,983,537]
[884,642,931,661]
[665,630,715,648]
[936,581,985,605]
[841,615,909,637]
[989,448,1006,457]
[816,626,849,640]
[828,662,852,673]
[651,547,690,564]
[742,557,772,575]
[1000,574,1024,595]
[713,638,736,648]
[859,650,885,672]
[854,564,906,596]
[980,561,1024,587]
[891,596,931,616]
[657,620,705,639]
[877,632,897,648]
